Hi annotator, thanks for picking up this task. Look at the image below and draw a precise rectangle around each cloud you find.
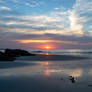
[1,11,84,37]
[88,30,92,36]
[0,26,84,37]
[73,0,92,14]
[0,6,11,11]
[11,0,18,3]
[54,8,60,10]
[72,0,92,30]
[68,10,84,36]
[15,39,92,46]
[0,0,5,3]
[25,1,40,7]
[0,0,92,49]
[10,0,40,7]
[2,0,92,37]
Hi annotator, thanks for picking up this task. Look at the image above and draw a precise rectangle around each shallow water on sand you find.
[0,55,92,92]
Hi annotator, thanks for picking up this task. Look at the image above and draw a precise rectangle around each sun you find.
[45,46,51,49]
[40,44,56,49]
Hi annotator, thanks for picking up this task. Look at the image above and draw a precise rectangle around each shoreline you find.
[17,54,90,61]
[0,48,91,62]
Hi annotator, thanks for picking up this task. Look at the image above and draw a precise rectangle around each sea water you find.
[29,49,92,56]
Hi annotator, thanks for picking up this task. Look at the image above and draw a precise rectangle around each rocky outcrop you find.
[5,49,35,57]
[0,51,4,55]
[0,49,35,61]
[0,51,16,61]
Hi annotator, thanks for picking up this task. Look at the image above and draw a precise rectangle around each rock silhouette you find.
[0,51,16,61]
[69,76,76,83]
[0,49,35,61]
[5,49,35,57]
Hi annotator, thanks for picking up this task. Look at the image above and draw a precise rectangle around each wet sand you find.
[0,54,92,92]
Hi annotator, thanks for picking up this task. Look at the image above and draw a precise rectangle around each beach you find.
[0,50,92,92]
[0,0,92,91]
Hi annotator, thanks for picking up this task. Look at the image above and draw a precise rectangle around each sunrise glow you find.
[39,44,56,50]
[45,46,50,49]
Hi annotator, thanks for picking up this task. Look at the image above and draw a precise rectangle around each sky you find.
[0,0,92,49]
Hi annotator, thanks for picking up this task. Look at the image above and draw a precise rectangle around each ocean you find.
[29,49,92,56]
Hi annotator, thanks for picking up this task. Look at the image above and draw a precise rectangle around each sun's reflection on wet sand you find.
[68,68,83,77]
[44,72,50,76]
[39,61,83,78]
[40,61,51,76]
[42,62,49,65]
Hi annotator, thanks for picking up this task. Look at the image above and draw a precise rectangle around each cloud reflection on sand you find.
[1,58,92,92]
[44,68,82,77]
[38,61,83,78]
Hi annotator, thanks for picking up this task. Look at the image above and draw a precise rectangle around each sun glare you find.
[39,44,56,49]
[45,46,50,49]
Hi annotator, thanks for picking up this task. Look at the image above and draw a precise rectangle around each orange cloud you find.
[17,40,53,43]
[16,39,79,44]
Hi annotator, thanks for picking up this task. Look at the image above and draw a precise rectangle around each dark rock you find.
[60,78,63,80]
[0,51,16,61]
[88,52,92,53]
[69,76,72,77]
[88,85,92,87]
[0,55,16,61]
[69,76,76,83]
[5,49,35,57]
[0,51,4,55]
[0,49,36,61]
